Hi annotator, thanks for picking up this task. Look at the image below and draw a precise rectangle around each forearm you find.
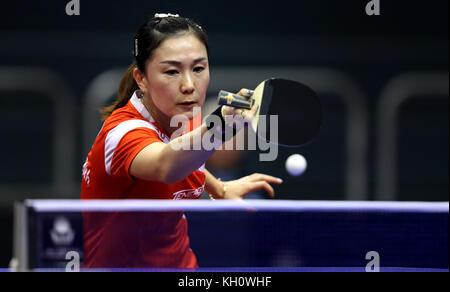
[161,102,254,183]
[132,109,243,183]
[161,123,219,183]
[131,91,256,184]
[204,169,226,199]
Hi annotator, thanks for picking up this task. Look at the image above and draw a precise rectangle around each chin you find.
[181,112,194,120]
[176,106,202,120]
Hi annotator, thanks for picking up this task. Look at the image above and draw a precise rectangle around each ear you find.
[133,68,148,92]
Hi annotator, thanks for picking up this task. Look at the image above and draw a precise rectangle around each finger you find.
[241,105,257,122]
[221,105,234,117]
[248,181,275,198]
[249,103,259,116]
[247,173,283,184]
[237,88,254,98]
[240,103,260,126]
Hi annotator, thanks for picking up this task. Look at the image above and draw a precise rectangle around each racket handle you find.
[217,90,254,109]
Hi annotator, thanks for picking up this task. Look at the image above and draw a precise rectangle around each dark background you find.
[0,0,448,267]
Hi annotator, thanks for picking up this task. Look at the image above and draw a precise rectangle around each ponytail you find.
[100,62,139,121]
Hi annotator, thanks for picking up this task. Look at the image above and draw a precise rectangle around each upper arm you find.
[129,142,167,182]
[106,120,166,181]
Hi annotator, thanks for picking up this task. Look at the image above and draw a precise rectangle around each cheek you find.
[149,79,177,105]
[198,74,210,105]
[155,95,178,116]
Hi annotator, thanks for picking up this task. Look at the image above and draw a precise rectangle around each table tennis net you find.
[13,199,449,271]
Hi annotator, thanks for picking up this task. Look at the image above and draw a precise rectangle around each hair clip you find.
[134,38,138,57]
[154,13,180,18]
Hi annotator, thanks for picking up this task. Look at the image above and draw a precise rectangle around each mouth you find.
[177,101,198,107]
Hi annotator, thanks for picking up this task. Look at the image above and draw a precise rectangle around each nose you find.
[180,73,195,95]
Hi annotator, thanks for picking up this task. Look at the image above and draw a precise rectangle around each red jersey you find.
[81,91,205,269]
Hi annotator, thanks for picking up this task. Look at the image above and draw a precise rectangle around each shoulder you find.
[102,104,155,137]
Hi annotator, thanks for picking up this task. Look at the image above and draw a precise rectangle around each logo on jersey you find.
[154,127,170,143]
[82,158,91,184]
[172,185,205,200]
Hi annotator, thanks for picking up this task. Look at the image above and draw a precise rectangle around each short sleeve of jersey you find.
[107,123,163,179]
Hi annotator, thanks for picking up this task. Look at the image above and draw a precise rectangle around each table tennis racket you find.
[217,78,322,147]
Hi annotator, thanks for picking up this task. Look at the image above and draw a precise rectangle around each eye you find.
[165,69,179,76]
[193,66,205,73]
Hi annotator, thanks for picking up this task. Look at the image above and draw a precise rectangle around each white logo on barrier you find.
[66,251,80,272]
[366,0,381,16]
[66,0,80,16]
[173,185,205,200]
[365,251,380,272]
[50,216,75,246]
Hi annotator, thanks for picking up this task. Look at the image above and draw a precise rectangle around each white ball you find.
[285,154,307,176]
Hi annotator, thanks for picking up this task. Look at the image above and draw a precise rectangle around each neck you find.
[141,95,179,136]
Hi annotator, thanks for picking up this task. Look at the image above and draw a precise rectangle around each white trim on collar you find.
[130,90,154,122]
[129,90,170,143]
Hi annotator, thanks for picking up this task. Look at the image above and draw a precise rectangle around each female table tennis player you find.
[81,13,282,269]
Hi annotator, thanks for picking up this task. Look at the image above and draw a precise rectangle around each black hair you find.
[134,15,208,72]
[101,15,208,121]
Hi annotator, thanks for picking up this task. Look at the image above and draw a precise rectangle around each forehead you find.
[151,33,207,62]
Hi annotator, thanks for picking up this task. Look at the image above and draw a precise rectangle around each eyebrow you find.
[159,57,207,66]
